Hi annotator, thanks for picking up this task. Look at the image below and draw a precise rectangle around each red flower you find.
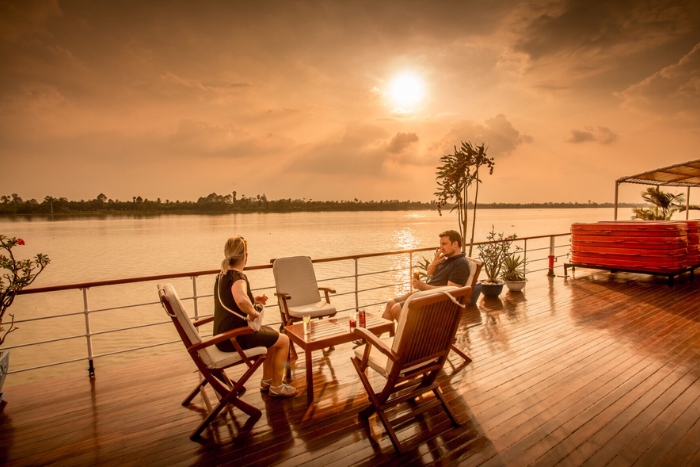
[17,238,25,245]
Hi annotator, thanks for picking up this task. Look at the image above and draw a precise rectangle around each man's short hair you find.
[439,230,462,247]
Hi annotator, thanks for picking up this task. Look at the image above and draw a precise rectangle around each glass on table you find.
[303,314,311,334]
[349,310,357,330]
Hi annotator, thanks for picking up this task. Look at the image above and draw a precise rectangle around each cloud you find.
[387,132,419,153]
[616,42,700,115]
[567,126,617,144]
[167,119,291,158]
[431,114,532,158]
[515,0,699,62]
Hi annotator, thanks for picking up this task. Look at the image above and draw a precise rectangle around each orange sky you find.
[1,0,699,204]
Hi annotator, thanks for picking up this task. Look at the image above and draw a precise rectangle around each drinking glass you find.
[303,314,311,334]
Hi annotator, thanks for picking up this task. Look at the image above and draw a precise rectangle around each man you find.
[382,230,470,322]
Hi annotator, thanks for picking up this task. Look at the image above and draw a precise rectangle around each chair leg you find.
[351,357,378,419]
[377,408,404,454]
[434,387,460,427]
[183,379,207,406]
[190,357,265,439]
[449,344,472,364]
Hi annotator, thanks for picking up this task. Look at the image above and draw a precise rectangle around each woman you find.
[214,236,297,398]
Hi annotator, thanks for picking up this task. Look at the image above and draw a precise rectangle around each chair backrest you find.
[466,257,483,289]
[272,256,322,307]
[158,283,214,367]
[391,286,472,375]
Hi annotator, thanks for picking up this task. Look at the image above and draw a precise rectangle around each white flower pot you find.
[506,280,527,292]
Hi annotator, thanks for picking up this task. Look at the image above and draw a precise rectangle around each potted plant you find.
[501,254,527,292]
[0,235,50,410]
[477,227,516,298]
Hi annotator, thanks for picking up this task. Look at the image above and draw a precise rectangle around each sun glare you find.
[388,72,424,110]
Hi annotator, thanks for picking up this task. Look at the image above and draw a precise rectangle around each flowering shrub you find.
[0,235,50,346]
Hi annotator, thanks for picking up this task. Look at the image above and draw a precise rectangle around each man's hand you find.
[412,277,428,290]
[432,247,444,264]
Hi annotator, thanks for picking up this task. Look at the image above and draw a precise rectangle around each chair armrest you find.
[193,315,214,327]
[354,328,398,363]
[275,292,292,300]
[319,287,335,303]
[188,326,254,353]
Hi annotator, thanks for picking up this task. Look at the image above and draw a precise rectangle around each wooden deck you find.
[2,269,700,466]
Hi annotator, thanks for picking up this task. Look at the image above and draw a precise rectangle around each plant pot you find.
[506,280,527,292]
[0,349,8,412]
[469,283,482,305]
[480,281,504,298]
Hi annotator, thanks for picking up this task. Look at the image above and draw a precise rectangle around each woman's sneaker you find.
[269,383,298,398]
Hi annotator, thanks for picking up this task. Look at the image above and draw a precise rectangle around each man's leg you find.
[383,292,409,321]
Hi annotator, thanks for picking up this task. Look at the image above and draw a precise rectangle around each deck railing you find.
[9,233,570,377]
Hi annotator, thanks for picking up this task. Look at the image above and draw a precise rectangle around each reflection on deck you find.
[2,269,700,466]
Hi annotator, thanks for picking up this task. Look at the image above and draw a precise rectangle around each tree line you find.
[0,192,642,216]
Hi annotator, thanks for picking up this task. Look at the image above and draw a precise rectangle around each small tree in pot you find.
[477,227,516,297]
[501,254,527,292]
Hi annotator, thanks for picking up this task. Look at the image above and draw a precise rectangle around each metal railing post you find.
[409,252,413,292]
[354,258,359,310]
[82,288,95,377]
[548,236,556,277]
[191,276,199,319]
[523,239,528,279]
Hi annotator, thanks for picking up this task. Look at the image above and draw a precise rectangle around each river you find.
[1,207,633,385]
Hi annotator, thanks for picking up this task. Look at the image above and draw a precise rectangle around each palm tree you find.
[435,141,495,255]
[632,187,685,220]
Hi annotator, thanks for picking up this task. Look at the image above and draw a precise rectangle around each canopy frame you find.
[614,159,700,220]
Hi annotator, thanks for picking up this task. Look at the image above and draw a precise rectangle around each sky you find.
[1,0,700,204]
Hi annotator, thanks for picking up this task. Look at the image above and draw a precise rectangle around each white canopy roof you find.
[614,159,700,220]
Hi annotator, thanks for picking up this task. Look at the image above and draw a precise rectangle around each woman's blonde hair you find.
[220,236,247,275]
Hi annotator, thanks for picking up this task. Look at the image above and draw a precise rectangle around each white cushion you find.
[273,256,322,306]
[206,345,267,370]
[287,300,337,318]
[466,258,479,288]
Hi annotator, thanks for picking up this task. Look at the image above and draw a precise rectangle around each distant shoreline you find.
[0,202,646,218]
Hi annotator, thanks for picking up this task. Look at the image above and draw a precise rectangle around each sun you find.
[388,72,424,110]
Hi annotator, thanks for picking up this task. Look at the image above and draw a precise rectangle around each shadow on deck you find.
[2,269,700,466]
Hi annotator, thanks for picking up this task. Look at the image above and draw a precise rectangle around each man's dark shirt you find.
[427,252,470,287]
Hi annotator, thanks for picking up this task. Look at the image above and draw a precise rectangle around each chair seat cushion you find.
[287,301,336,318]
[203,345,267,370]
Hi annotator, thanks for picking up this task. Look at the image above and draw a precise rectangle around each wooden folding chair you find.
[158,283,266,440]
[272,256,337,327]
[351,285,472,454]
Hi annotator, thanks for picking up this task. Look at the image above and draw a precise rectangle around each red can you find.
[359,309,366,328]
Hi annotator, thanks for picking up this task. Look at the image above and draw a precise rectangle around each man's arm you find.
[426,248,443,276]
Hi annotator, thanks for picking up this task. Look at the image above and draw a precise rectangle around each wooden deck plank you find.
[1,270,700,466]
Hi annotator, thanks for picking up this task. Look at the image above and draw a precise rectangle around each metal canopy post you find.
[687,187,691,220]
[614,181,620,220]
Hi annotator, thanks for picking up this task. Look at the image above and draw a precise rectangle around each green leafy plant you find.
[501,254,526,282]
[435,141,495,255]
[0,235,50,346]
[632,187,685,220]
[413,256,432,282]
[477,227,516,283]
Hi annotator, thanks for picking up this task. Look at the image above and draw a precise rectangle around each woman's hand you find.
[254,294,268,305]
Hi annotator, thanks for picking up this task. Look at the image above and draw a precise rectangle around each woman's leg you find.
[269,333,290,387]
